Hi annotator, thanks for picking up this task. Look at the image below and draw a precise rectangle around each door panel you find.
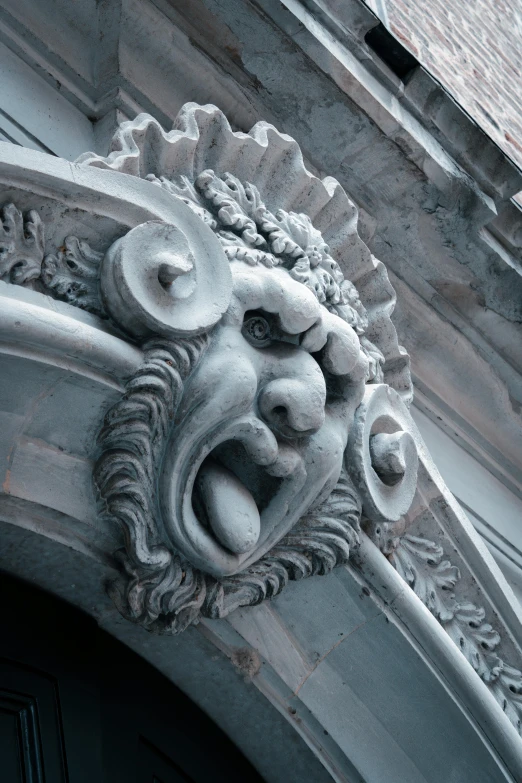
[0,660,66,782]
[0,573,264,783]
[138,737,193,783]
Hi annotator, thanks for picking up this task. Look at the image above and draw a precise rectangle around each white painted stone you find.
[101,219,232,337]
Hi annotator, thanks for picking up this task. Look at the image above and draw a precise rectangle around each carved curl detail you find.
[0,203,44,284]
[156,168,385,381]
[389,534,522,736]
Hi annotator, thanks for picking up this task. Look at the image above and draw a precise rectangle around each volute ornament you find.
[100,219,232,338]
[348,384,419,524]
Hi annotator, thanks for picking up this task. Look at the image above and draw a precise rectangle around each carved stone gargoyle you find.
[1,103,522,737]
[74,105,414,634]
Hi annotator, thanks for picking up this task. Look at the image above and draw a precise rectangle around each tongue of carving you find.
[195,457,261,554]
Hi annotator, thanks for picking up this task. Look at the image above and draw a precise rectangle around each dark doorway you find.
[0,572,265,782]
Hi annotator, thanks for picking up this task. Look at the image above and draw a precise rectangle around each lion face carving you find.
[162,259,368,577]
[83,103,412,632]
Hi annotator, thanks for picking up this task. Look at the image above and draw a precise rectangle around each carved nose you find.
[258,378,325,438]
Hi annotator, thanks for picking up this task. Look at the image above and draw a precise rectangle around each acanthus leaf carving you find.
[392,535,459,622]
[41,236,105,315]
[0,203,44,284]
[390,533,522,735]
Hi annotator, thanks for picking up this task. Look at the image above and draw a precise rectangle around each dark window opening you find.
[365,23,418,81]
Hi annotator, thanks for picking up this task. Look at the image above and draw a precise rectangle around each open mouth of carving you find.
[189,419,306,557]
[193,441,283,554]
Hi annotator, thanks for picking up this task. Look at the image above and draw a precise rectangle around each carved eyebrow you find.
[254,312,328,351]
[272,312,321,342]
[262,276,321,335]
[251,310,358,374]
[301,313,360,376]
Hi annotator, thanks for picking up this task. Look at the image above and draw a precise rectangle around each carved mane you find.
[96,335,361,633]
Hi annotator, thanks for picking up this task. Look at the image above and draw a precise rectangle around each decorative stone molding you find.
[78,104,414,632]
[341,377,522,737]
[388,533,522,734]
[0,103,417,633]
[1,105,520,730]
[1,4,522,775]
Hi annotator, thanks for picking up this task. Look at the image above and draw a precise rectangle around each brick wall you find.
[378,0,522,173]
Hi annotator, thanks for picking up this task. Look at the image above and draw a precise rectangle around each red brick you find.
[385,0,522,171]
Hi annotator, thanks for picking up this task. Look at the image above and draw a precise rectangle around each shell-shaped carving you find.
[78,102,412,403]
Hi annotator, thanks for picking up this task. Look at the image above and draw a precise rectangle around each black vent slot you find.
[365,23,418,81]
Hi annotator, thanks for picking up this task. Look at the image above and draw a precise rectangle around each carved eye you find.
[242,313,272,347]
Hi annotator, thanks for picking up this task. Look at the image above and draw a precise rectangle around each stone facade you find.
[1,2,522,780]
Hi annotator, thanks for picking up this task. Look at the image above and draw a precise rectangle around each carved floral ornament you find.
[3,104,522,734]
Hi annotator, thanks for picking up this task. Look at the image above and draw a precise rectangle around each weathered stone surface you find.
[379,0,522,173]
